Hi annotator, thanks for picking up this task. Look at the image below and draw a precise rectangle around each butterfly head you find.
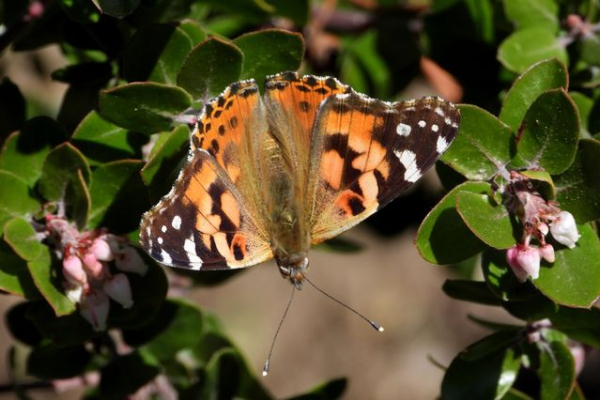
[276,251,309,289]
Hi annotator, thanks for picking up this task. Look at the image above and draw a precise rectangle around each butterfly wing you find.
[308,93,460,243]
[141,80,273,270]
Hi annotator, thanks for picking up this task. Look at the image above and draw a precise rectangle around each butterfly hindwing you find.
[308,92,460,243]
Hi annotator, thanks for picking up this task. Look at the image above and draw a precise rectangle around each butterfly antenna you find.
[263,285,296,377]
[302,274,384,332]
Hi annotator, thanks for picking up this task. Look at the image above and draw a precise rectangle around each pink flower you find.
[103,274,133,309]
[506,244,541,282]
[550,211,580,249]
[63,255,86,285]
[82,252,105,279]
[115,247,148,275]
[90,237,114,262]
[539,244,555,263]
[79,291,110,331]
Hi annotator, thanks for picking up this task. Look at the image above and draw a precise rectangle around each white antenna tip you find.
[262,370,269,377]
[262,360,270,377]
[378,326,385,332]
[369,320,384,332]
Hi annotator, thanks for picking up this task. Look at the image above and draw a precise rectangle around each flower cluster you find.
[45,216,147,331]
[504,173,580,282]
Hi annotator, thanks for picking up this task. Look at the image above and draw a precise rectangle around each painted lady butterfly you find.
[139,72,460,288]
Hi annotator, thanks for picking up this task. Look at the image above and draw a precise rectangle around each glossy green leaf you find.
[72,111,145,166]
[71,170,91,230]
[569,91,593,138]
[179,20,206,44]
[88,160,148,234]
[38,143,91,202]
[553,139,600,223]
[442,343,521,400]
[549,306,600,348]
[503,0,559,32]
[514,89,579,174]
[201,348,271,400]
[520,169,555,199]
[499,58,568,132]
[456,191,517,249]
[441,105,514,181]
[234,29,304,85]
[0,78,26,141]
[123,299,202,361]
[91,0,141,17]
[123,24,194,85]
[287,377,347,400]
[26,300,95,346]
[539,341,575,400]
[416,182,488,264]
[0,117,67,186]
[177,37,243,99]
[0,171,40,230]
[460,329,522,362]
[99,82,192,134]
[579,33,600,66]
[140,125,189,200]
[99,351,159,398]
[27,342,91,379]
[28,247,76,316]
[0,241,40,298]
[534,224,600,308]
[498,29,568,74]
[3,218,43,261]
[442,280,502,306]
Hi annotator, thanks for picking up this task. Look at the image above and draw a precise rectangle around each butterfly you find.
[139,71,460,288]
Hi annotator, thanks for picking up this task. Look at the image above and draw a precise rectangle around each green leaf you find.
[442,280,502,306]
[0,242,40,298]
[416,182,488,264]
[0,77,26,141]
[553,139,600,223]
[3,218,43,261]
[28,247,76,316]
[579,33,600,66]
[287,377,347,400]
[503,0,559,32]
[6,302,43,346]
[456,191,517,249]
[59,0,100,23]
[0,171,40,230]
[234,29,304,85]
[499,59,568,132]
[71,169,91,230]
[99,82,192,134]
[26,301,95,346]
[39,143,91,202]
[201,348,271,400]
[442,343,521,400]
[538,341,575,400]
[72,111,146,166]
[460,329,522,362]
[549,306,600,348]
[123,24,194,85]
[569,91,593,138]
[0,117,67,186]
[198,0,271,22]
[269,0,309,24]
[122,299,203,361]
[177,37,243,99]
[99,351,159,398]
[88,160,148,233]
[514,89,579,174]
[498,29,568,74]
[27,342,91,379]
[520,169,555,199]
[534,224,600,308]
[92,0,141,17]
[178,19,206,44]
[441,105,514,181]
[140,125,189,200]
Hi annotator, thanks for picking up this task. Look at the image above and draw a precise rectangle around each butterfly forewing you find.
[308,93,460,243]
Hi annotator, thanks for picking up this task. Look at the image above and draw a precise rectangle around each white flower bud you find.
[91,237,114,261]
[103,273,133,309]
[550,211,580,249]
[79,291,110,331]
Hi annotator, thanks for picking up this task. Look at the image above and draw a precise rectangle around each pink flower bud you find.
[103,274,133,309]
[539,244,555,263]
[537,222,549,236]
[91,237,114,262]
[516,246,541,280]
[115,247,148,275]
[82,252,105,279]
[79,291,110,331]
[63,255,86,285]
[550,211,580,249]
[506,246,528,282]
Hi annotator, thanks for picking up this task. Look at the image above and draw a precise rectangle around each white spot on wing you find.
[444,117,453,125]
[172,215,182,230]
[437,135,449,154]
[396,123,412,137]
[161,225,167,233]
[160,249,172,265]
[184,235,203,270]
[157,237,164,245]
[393,150,422,183]
[435,107,445,117]
[432,124,439,132]
[418,120,426,128]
